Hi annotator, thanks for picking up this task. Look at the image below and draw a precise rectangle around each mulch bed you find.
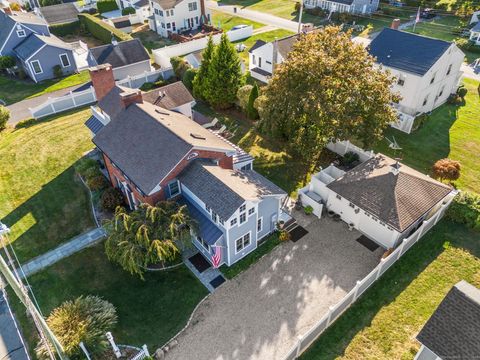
[356,235,380,252]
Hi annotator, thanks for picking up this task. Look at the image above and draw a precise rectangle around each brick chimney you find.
[199,0,206,23]
[120,90,143,109]
[391,19,401,30]
[89,64,115,101]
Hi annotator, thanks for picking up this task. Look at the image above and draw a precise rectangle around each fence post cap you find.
[356,280,362,285]
[329,305,335,311]
[380,257,386,262]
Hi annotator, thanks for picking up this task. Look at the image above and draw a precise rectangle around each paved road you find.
[6,82,91,125]
[208,0,299,32]
[0,290,29,360]
[165,218,382,360]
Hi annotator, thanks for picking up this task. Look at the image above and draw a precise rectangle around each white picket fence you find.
[29,86,97,119]
[116,67,174,89]
[152,26,253,68]
[281,195,455,360]
[130,345,150,360]
[326,140,375,162]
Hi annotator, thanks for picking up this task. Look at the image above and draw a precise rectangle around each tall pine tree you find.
[246,82,259,119]
[204,33,244,109]
[192,35,214,100]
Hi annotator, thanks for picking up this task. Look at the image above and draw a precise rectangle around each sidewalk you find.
[18,227,105,278]
[208,0,298,32]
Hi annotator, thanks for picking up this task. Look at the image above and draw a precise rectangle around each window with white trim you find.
[168,180,180,197]
[188,2,197,11]
[239,204,246,212]
[59,53,70,68]
[239,212,246,224]
[248,208,255,216]
[17,29,26,37]
[257,218,262,233]
[230,218,237,226]
[235,233,250,253]
[31,60,42,74]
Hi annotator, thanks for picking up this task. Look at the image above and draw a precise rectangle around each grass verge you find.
[212,10,265,31]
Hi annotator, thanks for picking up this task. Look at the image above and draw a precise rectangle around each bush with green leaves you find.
[39,0,61,6]
[122,6,136,15]
[446,192,480,230]
[457,86,468,99]
[79,14,131,43]
[341,151,360,167]
[279,230,291,242]
[0,55,16,70]
[140,81,155,91]
[97,0,118,13]
[53,65,63,78]
[50,21,80,37]
[237,84,253,110]
[105,202,197,278]
[36,296,117,360]
[87,175,109,191]
[100,187,125,211]
[304,205,313,215]
[170,56,189,79]
[75,157,98,177]
[0,106,10,132]
[246,82,259,119]
[182,67,197,91]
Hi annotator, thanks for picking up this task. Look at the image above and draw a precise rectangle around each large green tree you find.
[203,33,244,109]
[36,296,117,360]
[193,35,215,99]
[105,201,196,278]
[257,26,399,166]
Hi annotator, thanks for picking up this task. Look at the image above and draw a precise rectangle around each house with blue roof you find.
[367,28,464,132]
[0,6,78,82]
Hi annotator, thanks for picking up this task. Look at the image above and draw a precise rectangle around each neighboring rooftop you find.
[14,33,71,60]
[179,160,286,220]
[471,22,480,32]
[111,16,131,29]
[97,85,136,119]
[152,0,184,9]
[0,10,47,47]
[39,3,79,25]
[368,28,452,76]
[327,154,452,232]
[248,40,266,53]
[417,281,480,358]
[89,39,150,68]
[142,81,195,110]
[93,101,235,194]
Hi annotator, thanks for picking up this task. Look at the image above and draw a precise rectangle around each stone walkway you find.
[183,247,225,293]
[18,227,105,278]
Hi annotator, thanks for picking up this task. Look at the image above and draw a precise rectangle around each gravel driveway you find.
[165,218,382,360]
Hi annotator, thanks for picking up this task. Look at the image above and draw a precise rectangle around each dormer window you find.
[17,29,26,37]
[239,204,246,212]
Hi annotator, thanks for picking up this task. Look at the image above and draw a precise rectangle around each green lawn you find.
[374,78,480,194]
[132,29,177,54]
[220,232,280,279]
[10,243,208,355]
[212,10,265,31]
[0,71,90,105]
[301,220,480,359]
[0,108,94,262]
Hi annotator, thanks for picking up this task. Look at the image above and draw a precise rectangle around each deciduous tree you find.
[246,82,259,119]
[432,158,461,182]
[257,26,399,166]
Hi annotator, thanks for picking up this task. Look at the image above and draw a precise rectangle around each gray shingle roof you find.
[327,154,452,232]
[179,160,286,220]
[14,33,71,60]
[93,101,234,194]
[0,10,47,50]
[248,39,266,53]
[111,16,131,29]
[89,39,149,68]
[368,28,453,76]
[39,3,79,25]
[142,81,194,110]
[417,281,480,359]
[152,0,184,9]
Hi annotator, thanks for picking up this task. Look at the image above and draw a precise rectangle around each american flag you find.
[211,246,221,268]
[415,7,421,23]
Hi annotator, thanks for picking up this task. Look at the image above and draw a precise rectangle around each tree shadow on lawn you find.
[300,220,480,360]
[1,164,94,263]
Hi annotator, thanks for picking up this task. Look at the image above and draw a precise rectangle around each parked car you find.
[232,24,249,30]
[420,9,436,19]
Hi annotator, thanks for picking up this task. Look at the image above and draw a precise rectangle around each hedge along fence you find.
[79,14,132,44]
[97,0,118,13]
[49,21,80,37]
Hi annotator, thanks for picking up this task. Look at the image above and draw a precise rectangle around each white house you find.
[304,0,379,14]
[116,0,150,22]
[142,80,196,118]
[415,280,480,360]
[249,28,465,133]
[148,0,211,38]
[469,22,480,45]
[300,154,456,250]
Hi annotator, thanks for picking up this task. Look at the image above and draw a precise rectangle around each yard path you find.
[208,0,299,32]
[7,82,91,125]
[164,218,382,360]
[17,227,105,278]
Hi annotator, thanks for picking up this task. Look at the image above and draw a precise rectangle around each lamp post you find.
[297,0,304,33]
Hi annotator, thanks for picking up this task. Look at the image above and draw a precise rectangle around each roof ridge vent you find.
[190,133,206,140]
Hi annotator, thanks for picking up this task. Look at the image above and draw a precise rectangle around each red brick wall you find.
[89,64,116,101]
[102,148,233,206]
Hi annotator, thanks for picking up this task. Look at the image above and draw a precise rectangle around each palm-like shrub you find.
[36,296,117,360]
[105,201,196,278]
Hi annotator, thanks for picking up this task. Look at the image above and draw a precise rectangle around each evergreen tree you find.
[246,82,259,119]
[204,33,244,109]
[192,35,214,99]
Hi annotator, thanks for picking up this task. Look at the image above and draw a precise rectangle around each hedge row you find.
[49,21,80,37]
[446,191,480,230]
[79,14,132,44]
[97,0,118,13]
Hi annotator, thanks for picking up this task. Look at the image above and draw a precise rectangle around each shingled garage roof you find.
[111,16,131,29]
[179,160,286,220]
[39,3,79,25]
[417,281,480,358]
[368,28,452,76]
[142,81,194,109]
[89,39,149,68]
[93,102,234,194]
[327,154,452,232]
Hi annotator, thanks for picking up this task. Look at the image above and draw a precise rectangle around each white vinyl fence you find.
[281,195,455,360]
[129,345,150,360]
[326,140,375,162]
[29,86,97,119]
[116,67,174,89]
[152,26,253,68]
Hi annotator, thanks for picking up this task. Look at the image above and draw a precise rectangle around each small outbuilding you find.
[38,3,79,25]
